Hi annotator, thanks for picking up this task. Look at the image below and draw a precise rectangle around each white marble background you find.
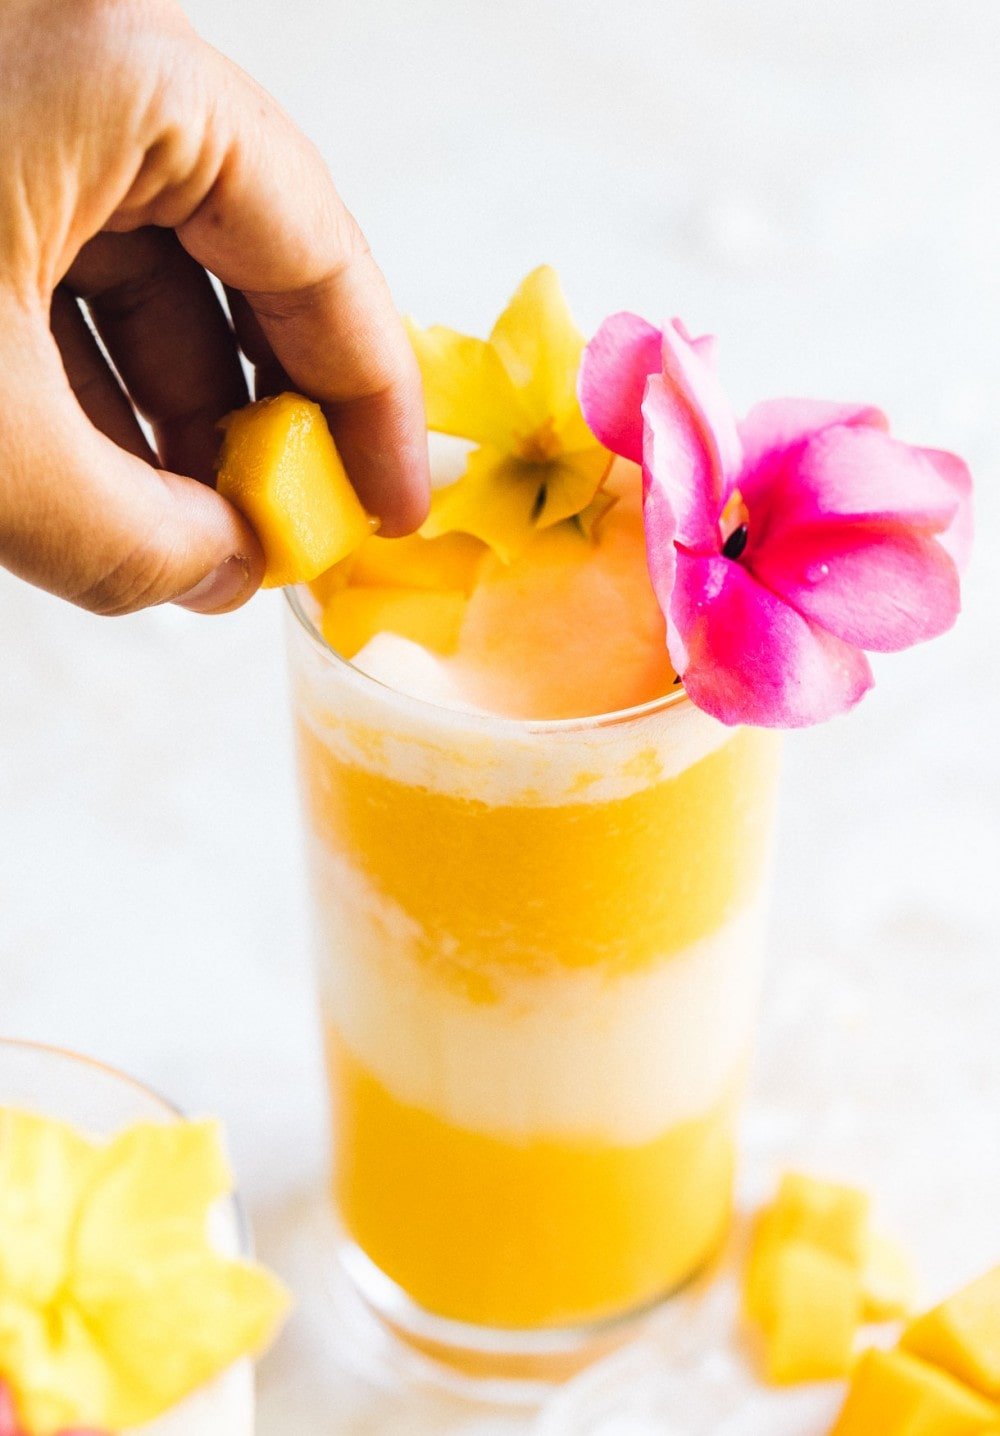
[1,2,998,1431]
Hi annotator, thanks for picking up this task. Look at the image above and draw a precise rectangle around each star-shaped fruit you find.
[407,266,613,560]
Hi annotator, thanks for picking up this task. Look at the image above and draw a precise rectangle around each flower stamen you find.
[722,522,749,560]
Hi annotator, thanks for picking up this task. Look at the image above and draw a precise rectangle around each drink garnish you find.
[580,312,972,726]
[407,265,614,560]
[0,1109,288,1433]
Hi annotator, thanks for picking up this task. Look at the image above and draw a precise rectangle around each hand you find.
[0,0,430,616]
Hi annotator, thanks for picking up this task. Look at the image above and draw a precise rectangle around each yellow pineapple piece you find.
[770,1172,871,1267]
[0,1110,99,1306]
[761,1241,861,1384]
[321,586,467,659]
[901,1267,1000,1399]
[217,393,371,588]
[350,531,486,593]
[830,1348,999,1436]
[86,1254,287,1429]
[864,1234,919,1322]
[0,1110,289,1433]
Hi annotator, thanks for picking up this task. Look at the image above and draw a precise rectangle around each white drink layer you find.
[290,616,734,808]
[291,595,766,1148]
[315,845,766,1144]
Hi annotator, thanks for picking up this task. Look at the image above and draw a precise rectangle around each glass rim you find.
[285,585,692,735]
[0,1037,252,1254]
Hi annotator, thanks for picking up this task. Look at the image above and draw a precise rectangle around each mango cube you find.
[744,1208,785,1327]
[902,1268,1000,1399]
[770,1172,871,1267]
[217,393,371,588]
[830,1348,999,1436]
[307,560,353,607]
[761,1241,861,1383]
[320,586,466,659]
[864,1234,919,1322]
[349,531,486,593]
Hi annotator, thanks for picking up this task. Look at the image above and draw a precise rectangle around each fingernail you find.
[174,555,251,614]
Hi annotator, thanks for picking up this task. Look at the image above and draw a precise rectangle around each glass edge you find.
[0,1037,252,1256]
[284,585,690,735]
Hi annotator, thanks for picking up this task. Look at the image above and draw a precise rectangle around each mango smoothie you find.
[288,457,781,1348]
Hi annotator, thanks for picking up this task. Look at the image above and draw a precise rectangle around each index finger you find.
[173,52,430,536]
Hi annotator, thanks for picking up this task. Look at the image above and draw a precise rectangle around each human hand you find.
[0,0,430,616]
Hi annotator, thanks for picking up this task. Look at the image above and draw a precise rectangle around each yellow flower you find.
[407,266,614,561]
[0,1110,289,1434]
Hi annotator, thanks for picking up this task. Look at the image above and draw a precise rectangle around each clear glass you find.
[0,1039,255,1436]
[287,590,781,1385]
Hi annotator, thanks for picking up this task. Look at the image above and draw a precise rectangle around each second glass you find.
[288,591,781,1375]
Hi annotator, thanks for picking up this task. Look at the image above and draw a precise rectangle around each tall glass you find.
[0,1039,255,1435]
[288,590,781,1379]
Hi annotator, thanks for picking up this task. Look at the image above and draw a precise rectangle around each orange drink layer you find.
[288,602,781,1332]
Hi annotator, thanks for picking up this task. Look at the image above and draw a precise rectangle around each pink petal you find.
[640,459,679,622]
[739,398,887,477]
[671,319,718,369]
[670,551,873,728]
[749,521,961,652]
[918,447,974,573]
[746,425,964,545]
[0,1384,16,1436]
[578,312,662,463]
[661,319,743,488]
[642,373,719,550]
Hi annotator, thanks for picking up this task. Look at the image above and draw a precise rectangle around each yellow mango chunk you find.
[350,531,486,593]
[864,1233,919,1322]
[830,1348,999,1436]
[744,1208,785,1327]
[308,559,354,607]
[744,1171,918,1388]
[902,1267,1000,1399]
[217,393,371,588]
[321,586,467,659]
[761,1241,861,1384]
[770,1172,871,1267]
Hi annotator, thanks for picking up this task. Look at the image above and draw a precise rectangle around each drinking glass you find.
[0,1038,255,1435]
[287,588,781,1384]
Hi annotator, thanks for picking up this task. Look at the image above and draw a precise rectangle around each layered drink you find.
[289,454,781,1350]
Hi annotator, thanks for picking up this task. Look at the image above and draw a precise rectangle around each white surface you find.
[1,1,999,1432]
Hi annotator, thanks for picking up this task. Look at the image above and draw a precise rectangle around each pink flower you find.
[579,313,972,727]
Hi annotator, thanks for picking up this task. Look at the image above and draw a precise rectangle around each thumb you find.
[0,312,264,615]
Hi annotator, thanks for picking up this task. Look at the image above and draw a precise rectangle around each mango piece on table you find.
[901,1267,1000,1399]
[761,1241,861,1384]
[744,1208,785,1327]
[770,1172,871,1267]
[830,1348,999,1436]
[863,1233,919,1322]
[349,531,486,593]
[320,586,467,659]
[217,393,371,588]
